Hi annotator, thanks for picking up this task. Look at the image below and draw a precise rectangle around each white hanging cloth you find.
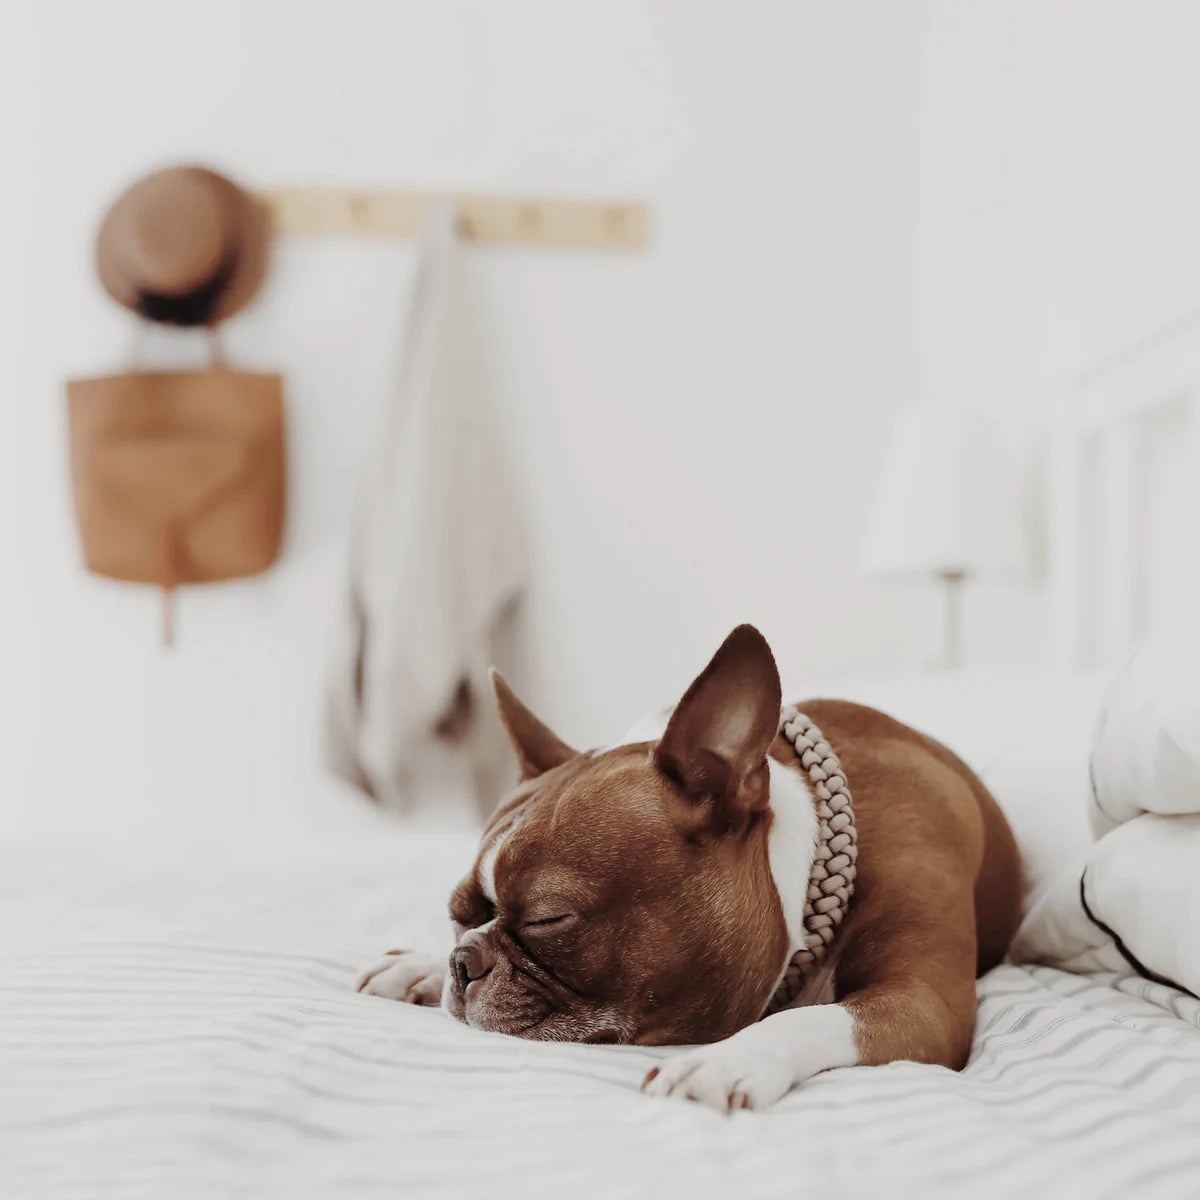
[326,202,527,818]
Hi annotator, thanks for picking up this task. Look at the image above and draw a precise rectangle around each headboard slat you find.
[1052,314,1200,667]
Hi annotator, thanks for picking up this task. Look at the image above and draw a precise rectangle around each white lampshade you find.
[860,405,1034,578]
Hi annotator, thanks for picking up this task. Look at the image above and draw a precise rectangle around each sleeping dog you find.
[356,625,1022,1110]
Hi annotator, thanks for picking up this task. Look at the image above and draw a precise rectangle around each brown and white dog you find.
[357,625,1022,1111]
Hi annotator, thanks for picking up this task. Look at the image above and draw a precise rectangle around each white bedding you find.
[6,814,1200,1200]
[8,671,1200,1198]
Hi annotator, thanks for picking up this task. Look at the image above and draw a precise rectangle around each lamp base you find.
[939,570,966,670]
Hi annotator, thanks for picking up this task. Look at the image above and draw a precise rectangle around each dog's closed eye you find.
[519,913,577,933]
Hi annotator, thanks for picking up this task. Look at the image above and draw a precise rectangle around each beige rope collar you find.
[763,705,858,1015]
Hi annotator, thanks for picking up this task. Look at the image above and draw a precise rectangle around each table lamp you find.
[860,405,1034,668]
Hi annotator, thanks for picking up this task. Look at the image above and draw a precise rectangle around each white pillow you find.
[1090,628,1200,836]
[1013,629,1200,996]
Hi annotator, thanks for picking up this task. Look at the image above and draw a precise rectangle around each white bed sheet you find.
[5,808,1200,1200]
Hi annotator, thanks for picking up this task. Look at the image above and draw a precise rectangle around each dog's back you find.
[776,699,1023,977]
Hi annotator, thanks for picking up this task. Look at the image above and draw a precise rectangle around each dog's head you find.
[443,624,790,1045]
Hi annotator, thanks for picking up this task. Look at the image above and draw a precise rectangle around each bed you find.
[3,668,1197,1200]
[7,315,1200,1198]
[5,773,1200,1200]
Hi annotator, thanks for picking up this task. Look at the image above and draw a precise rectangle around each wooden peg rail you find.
[258,188,649,250]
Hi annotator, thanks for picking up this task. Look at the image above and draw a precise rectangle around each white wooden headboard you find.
[1051,312,1200,668]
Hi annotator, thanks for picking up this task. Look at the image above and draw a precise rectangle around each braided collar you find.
[763,705,858,1015]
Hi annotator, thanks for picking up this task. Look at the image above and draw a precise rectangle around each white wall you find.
[1042,1,1200,657]
[1040,0,1200,371]
[913,0,1068,669]
[6,0,1048,834]
[913,0,1200,670]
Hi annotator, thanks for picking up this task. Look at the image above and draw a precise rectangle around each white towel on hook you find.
[325,202,527,820]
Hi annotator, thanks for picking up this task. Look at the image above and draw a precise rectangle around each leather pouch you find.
[66,357,285,641]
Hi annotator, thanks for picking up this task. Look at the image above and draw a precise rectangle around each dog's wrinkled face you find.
[443,625,792,1045]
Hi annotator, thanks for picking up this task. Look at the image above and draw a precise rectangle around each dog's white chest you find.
[765,757,820,972]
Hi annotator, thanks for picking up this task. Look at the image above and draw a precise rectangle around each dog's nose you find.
[451,934,495,992]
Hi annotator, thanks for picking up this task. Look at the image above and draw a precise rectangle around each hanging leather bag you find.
[67,340,285,595]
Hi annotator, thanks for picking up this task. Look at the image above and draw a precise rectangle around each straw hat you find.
[96,165,271,326]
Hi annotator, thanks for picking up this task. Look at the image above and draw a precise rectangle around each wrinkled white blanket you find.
[6,823,1200,1200]
[7,672,1200,1198]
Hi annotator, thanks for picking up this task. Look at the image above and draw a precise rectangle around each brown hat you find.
[96,166,271,326]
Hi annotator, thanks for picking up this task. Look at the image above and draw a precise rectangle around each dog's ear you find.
[655,625,782,832]
[490,669,577,780]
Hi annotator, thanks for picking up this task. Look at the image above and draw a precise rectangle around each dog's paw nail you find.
[641,1067,660,1090]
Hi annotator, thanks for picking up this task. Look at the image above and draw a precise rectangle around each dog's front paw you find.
[641,1025,795,1112]
[641,1004,856,1112]
[355,950,446,1005]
